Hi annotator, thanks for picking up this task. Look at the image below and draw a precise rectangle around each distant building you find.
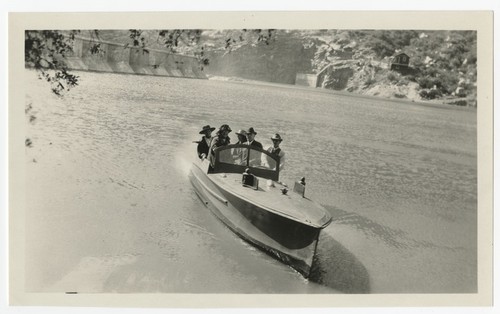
[390,53,410,71]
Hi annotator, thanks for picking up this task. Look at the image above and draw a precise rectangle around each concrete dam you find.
[59,36,207,79]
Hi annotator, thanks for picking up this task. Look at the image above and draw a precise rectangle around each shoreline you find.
[27,68,475,112]
[207,75,477,111]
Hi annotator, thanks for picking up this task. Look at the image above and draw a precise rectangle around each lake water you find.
[24,70,477,293]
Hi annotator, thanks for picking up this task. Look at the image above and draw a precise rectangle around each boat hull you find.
[189,161,322,277]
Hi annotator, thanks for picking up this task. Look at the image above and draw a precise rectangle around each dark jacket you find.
[210,135,231,153]
[197,136,212,159]
[247,140,263,149]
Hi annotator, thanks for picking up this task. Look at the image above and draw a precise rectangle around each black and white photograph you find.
[5,8,494,310]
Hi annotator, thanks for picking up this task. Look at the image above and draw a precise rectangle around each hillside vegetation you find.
[206,30,477,106]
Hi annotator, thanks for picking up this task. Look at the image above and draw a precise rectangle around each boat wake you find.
[174,142,198,177]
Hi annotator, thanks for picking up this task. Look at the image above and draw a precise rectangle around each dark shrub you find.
[450,100,467,106]
[419,88,442,100]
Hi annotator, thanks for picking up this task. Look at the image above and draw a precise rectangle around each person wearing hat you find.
[232,129,248,165]
[209,124,232,157]
[245,127,263,149]
[235,129,248,144]
[267,133,285,171]
[197,125,215,159]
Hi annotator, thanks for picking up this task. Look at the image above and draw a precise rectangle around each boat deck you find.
[208,172,331,228]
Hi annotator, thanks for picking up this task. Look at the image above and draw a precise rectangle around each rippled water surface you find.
[25,70,477,293]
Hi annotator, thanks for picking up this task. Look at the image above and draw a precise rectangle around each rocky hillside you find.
[206,30,477,106]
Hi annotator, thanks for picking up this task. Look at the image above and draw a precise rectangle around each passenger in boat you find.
[245,127,265,168]
[267,133,285,171]
[232,129,248,165]
[208,124,232,167]
[196,125,215,159]
[235,129,247,144]
[209,124,232,157]
[245,127,263,149]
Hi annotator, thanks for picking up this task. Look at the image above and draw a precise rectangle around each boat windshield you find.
[212,144,280,181]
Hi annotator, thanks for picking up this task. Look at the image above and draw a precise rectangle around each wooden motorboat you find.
[188,144,332,277]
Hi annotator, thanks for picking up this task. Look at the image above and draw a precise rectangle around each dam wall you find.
[57,36,207,79]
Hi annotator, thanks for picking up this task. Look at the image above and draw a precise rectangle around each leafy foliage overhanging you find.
[25,29,277,96]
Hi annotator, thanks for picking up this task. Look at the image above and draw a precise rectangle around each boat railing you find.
[211,144,280,181]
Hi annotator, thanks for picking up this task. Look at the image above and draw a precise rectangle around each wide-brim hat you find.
[247,127,257,135]
[235,129,247,136]
[218,124,232,133]
[271,133,283,141]
[199,125,216,134]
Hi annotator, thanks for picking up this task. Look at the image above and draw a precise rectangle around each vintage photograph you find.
[8,11,493,307]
